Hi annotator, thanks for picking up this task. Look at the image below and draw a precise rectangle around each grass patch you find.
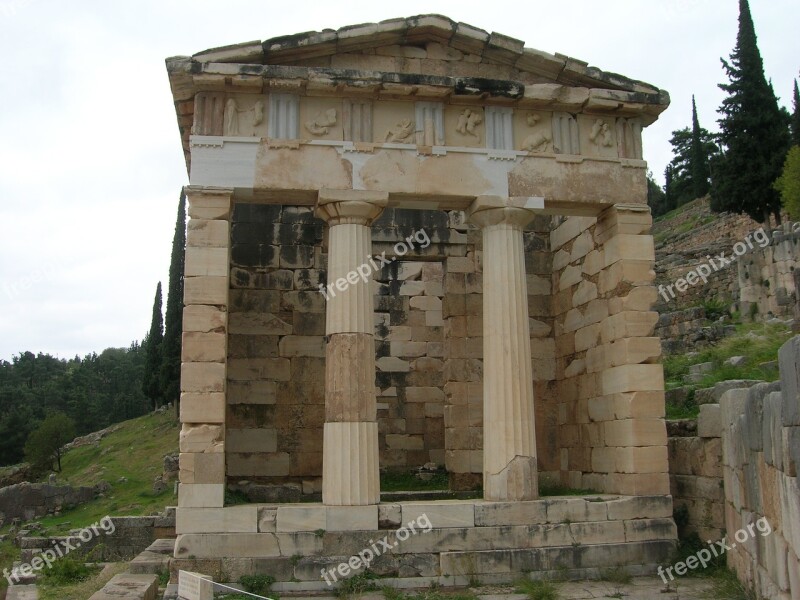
[240,574,277,597]
[515,577,560,600]
[33,410,178,534]
[336,571,381,599]
[663,322,791,393]
[0,539,21,590]
[380,469,450,492]
[38,562,128,600]
[538,482,599,497]
[39,556,98,586]
[598,567,632,585]
[701,568,755,599]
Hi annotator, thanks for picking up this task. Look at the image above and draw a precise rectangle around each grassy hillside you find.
[24,410,178,534]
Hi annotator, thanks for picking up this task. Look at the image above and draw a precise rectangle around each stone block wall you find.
[737,223,800,320]
[181,192,670,497]
[19,510,176,563]
[552,206,669,496]
[719,337,800,598]
[0,482,96,523]
[667,409,724,542]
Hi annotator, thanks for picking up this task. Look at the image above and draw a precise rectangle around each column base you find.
[322,421,380,505]
[484,455,539,502]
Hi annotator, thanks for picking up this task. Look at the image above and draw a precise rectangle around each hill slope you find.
[12,410,179,535]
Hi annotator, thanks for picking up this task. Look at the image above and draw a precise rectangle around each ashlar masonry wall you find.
[223,203,557,490]
[720,337,800,598]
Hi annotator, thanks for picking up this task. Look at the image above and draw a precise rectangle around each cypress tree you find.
[160,191,186,409]
[792,80,800,146]
[711,0,790,224]
[142,282,163,408]
[690,96,711,199]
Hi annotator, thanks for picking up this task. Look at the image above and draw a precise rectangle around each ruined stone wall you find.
[225,203,558,490]
[0,482,96,523]
[737,223,800,320]
[19,511,176,563]
[719,338,800,597]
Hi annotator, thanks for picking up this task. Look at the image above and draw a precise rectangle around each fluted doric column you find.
[315,189,388,505]
[468,196,542,501]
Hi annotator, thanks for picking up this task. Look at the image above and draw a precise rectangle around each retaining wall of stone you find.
[0,482,96,523]
[19,510,176,563]
[719,336,800,598]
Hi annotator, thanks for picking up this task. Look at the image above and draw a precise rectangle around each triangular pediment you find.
[188,15,662,95]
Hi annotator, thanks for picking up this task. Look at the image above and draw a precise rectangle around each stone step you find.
[88,573,159,600]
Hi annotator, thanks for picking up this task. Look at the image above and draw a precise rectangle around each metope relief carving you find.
[455,108,484,143]
[222,98,265,137]
[384,119,415,143]
[589,119,614,148]
[520,113,552,153]
[305,108,338,136]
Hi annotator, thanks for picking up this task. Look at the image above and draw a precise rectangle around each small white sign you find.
[178,571,214,600]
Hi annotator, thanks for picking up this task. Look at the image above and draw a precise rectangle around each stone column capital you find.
[315,189,389,226]
[467,195,543,229]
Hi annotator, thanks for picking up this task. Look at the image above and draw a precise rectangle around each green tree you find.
[24,413,77,472]
[710,0,791,224]
[792,79,800,146]
[690,96,712,199]
[663,164,677,214]
[646,171,668,218]
[160,191,186,409]
[666,125,717,208]
[142,282,164,408]
[775,146,800,219]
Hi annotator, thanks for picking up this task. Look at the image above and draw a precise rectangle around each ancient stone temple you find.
[166,15,676,587]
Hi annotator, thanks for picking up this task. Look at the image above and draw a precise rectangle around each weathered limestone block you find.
[605,495,673,520]
[603,235,655,267]
[585,338,661,373]
[183,305,227,333]
[89,573,159,600]
[187,218,230,247]
[278,335,325,357]
[185,187,232,221]
[184,276,229,305]
[181,332,226,362]
[185,247,229,277]
[697,403,722,439]
[601,364,664,395]
[179,452,225,484]
[546,498,608,522]
[615,445,669,473]
[178,484,225,508]
[600,311,658,344]
[227,428,278,453]
[177,506,259,534]
[401,502,475,528]
[180,424,224,453]
[779,336,800,426]
[180,393,225,423]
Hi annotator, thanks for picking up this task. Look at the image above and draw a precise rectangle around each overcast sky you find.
[0,0,797,362]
